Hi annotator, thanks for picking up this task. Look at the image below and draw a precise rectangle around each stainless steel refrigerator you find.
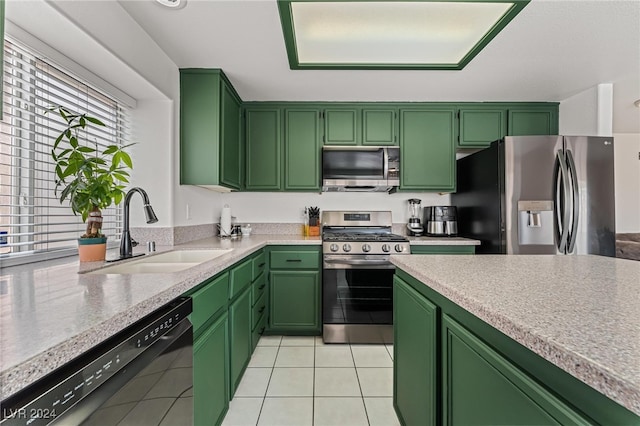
[452,136,616,256]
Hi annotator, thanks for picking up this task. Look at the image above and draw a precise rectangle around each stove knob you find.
[382,244,391,253]
[394,244,406,253]
[342,244,352,253]
[362,244,371,253]
[330,243,339,252]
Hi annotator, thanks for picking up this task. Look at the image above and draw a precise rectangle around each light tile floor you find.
[222,336,400,426]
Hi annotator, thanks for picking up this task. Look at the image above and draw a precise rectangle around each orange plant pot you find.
[78,237,107,262]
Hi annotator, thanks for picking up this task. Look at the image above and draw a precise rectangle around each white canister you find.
[220,204,232,237]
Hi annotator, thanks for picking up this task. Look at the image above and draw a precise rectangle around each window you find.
[0,38,131,265]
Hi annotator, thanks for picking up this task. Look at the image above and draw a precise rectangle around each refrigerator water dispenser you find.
[517,201,554,245]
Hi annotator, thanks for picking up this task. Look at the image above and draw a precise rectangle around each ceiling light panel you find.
[279,0,530,70]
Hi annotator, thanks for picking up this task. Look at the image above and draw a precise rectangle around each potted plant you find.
[48,106,133,262]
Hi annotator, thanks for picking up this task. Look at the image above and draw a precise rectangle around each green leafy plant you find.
[48,106,133,238]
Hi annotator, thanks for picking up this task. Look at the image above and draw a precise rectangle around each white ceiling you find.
[118,0,640,133]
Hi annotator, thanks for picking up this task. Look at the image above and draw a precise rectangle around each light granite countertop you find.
[0,235,320,400]
[390,254,640,416]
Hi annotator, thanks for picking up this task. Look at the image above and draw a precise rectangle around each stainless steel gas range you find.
[321,211,410,344]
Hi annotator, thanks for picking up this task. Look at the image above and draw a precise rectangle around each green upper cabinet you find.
[399,107,456,192]
[362,108,398,146]
[180,69,242,190]
[457,103,558,148]
[323,108,360,145]
[220,83,242,188]
[284,108,321,191]
[245,108,282,190]
[508,106,559,136]
[458,108,506,148]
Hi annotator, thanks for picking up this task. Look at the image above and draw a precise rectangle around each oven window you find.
[323,149,384,179]
[323,268,393,325]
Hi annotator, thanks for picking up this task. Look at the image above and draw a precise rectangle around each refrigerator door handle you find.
[566,149,580,253]
[554,150,570,253]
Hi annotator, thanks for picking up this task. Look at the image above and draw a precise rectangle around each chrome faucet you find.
[119,187,158,258]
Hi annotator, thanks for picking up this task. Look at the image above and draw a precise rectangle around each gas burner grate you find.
[323,232,408,242]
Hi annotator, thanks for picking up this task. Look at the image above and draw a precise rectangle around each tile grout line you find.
[350,343,372,426]
[255,336,282,426]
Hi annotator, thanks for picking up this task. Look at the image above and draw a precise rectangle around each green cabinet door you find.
[410,245,475,255]
[400,108,456,191]
[194,311,228,426]
[323,108,359,145]
[508,107,559,136]
[269,270,320,332]
[245,108,281,190]
[442,315,591,425]
[362,108,397,146]
[284,109,321,191]
[180,69,242,190]
[220,83,242,188]
[229,286,252,397]
[394,276,439,426]
[458,108,506,148]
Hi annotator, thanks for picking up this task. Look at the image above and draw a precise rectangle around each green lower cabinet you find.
[229,286,252,397]
[399,108,456,192]
[442,315,591,425]
[269,270,320,332]
[194,311,228,426]
[393,276,438,426]
[410,245,475,255]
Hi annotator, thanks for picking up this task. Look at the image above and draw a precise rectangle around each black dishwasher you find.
[1,297,193,426]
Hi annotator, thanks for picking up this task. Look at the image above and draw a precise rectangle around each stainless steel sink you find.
[90,249,233,274]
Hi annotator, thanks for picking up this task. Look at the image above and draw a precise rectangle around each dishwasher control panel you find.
[0,297,192,426]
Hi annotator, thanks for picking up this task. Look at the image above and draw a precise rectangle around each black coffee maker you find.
[425,206,458,236]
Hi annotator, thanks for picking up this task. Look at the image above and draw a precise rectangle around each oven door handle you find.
[323,259,395,269]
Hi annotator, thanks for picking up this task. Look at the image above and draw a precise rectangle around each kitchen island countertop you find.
[0,235,320,400]
[390,254,640,416]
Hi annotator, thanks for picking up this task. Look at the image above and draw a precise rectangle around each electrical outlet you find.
[186,204,191,220]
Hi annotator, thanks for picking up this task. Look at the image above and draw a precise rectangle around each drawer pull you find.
[259,306,266,314]
[258,262,266,267]
[286,259,302,262]
[258,284,266,290]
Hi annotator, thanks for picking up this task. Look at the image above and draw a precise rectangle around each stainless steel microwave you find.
[322,146,400,193]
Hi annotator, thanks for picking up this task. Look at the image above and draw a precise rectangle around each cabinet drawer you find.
[230,258,253,299]
[252,251,266,280]
[252,291,267,329]
[252,314,267,350]
[191,272,229,334]
[270,251,320,269]
[252,272,267,306]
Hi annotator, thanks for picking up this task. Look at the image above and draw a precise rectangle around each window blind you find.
[0,38,131,264]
